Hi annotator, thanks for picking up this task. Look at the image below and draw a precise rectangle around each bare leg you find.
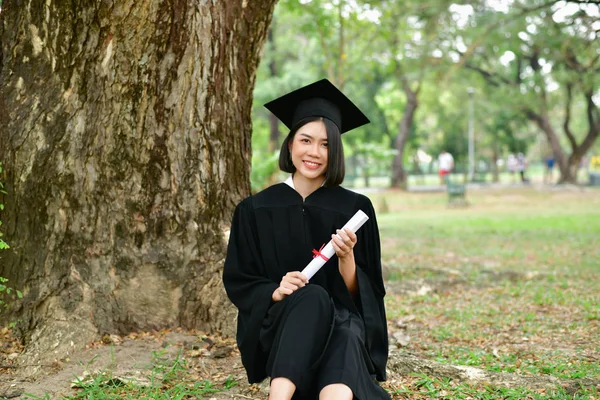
[319,383,353,400]
[268,377,296,400]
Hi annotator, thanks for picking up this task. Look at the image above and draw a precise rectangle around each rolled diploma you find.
[301,210,369,280]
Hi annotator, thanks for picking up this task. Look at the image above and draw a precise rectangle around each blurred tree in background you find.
[251,0,599,189]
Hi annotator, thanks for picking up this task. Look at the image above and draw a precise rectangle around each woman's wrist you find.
[338,252,356,276]
[338,249,355,263]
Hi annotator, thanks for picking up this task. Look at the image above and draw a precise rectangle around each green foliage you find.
[255,0,598,185]
[460,1,599,164]
[0,277,24,317]
[250,150,281,193]
[348,140,398,180]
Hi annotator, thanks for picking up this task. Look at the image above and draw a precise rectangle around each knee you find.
[319,384,353,400]
[288,284,332,317]
[295,284,330,305]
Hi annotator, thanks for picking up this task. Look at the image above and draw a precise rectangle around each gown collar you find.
[283,174,326,191]
[284,175,295,190]
[283,175,326,202]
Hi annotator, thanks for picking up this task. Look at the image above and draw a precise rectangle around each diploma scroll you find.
[301,210,369,280]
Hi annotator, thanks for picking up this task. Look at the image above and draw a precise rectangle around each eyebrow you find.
[298,132,328,141]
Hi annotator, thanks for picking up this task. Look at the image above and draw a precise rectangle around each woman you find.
[223,79,389,400]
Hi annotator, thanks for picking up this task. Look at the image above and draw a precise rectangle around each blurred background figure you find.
[517,153,529,183]
[507,154,518,183]
[438,150,454,185]
[544,154,555,184]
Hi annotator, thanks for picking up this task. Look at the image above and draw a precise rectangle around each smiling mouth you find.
[303,160,321,169]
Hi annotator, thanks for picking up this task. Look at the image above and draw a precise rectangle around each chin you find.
[300,169,325,179]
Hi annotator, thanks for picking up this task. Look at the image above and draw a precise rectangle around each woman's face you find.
[289,120,328,182]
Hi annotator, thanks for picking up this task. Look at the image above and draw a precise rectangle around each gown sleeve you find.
[353,195,388,381]
[222,198,278,383]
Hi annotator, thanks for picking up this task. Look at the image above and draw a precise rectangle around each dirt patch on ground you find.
[0,330,264,399]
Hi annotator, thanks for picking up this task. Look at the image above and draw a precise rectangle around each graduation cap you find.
[264,79,370,134]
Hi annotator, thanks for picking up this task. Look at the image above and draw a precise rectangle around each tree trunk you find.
[391,90,418,188]
[491,145,499,183]
[363,168,370,188]
[528,112,578,183]
[0,0,277,371]
[264,26,281,189]
[267,26,280,154]
[527,89,599,184]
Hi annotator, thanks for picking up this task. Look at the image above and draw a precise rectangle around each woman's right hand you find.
[272,271,308,302]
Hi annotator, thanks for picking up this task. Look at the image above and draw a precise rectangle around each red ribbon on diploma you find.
[311,244,329,262]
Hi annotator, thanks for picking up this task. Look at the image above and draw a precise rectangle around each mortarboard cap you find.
[264,79,370,134]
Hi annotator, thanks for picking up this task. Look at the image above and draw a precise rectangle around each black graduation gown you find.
[223,183,388,391]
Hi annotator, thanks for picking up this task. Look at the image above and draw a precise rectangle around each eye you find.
[301,138,310,143]
[322,142,328,147]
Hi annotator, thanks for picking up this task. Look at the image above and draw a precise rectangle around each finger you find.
[331,235,340,252]
[332,233,347,250]
[343,229,357,243]
[338,229,356,248]
[331,238,341,253]
[281,281,299,291]
[338,231,356,251]
[331,238,347,257]
[279,286,293,295]
[336,229,350,242]
[284,277,306,288]
[288,271,309,283]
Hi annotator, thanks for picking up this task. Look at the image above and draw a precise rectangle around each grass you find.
[391,373,598,399]
[373,186,600,397]
[22,349,234,400]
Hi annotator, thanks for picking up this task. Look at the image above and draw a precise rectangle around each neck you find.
[292,174,325,199]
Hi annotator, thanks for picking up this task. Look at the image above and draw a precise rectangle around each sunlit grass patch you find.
[377,187,600,390]
[388,373,599,399]
[431,347,600,380]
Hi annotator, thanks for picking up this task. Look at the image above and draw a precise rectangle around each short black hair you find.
[278,116,345,187]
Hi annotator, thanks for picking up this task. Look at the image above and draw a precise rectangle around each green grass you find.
[392,373,599,399]
[374,187,600,397]
[376,188,600,271]
[23,349,236,400]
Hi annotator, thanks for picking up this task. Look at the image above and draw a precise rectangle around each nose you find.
[308,143,320,157]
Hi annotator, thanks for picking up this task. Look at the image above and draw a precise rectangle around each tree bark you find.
[524,66,598,184]
[267,26,280,154]
[491,145,499,183]
[527,105,598,184]
[391,82,418,189]
[0,0,277,372]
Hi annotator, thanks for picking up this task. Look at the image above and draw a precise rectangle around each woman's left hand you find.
[331,228,357,260]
